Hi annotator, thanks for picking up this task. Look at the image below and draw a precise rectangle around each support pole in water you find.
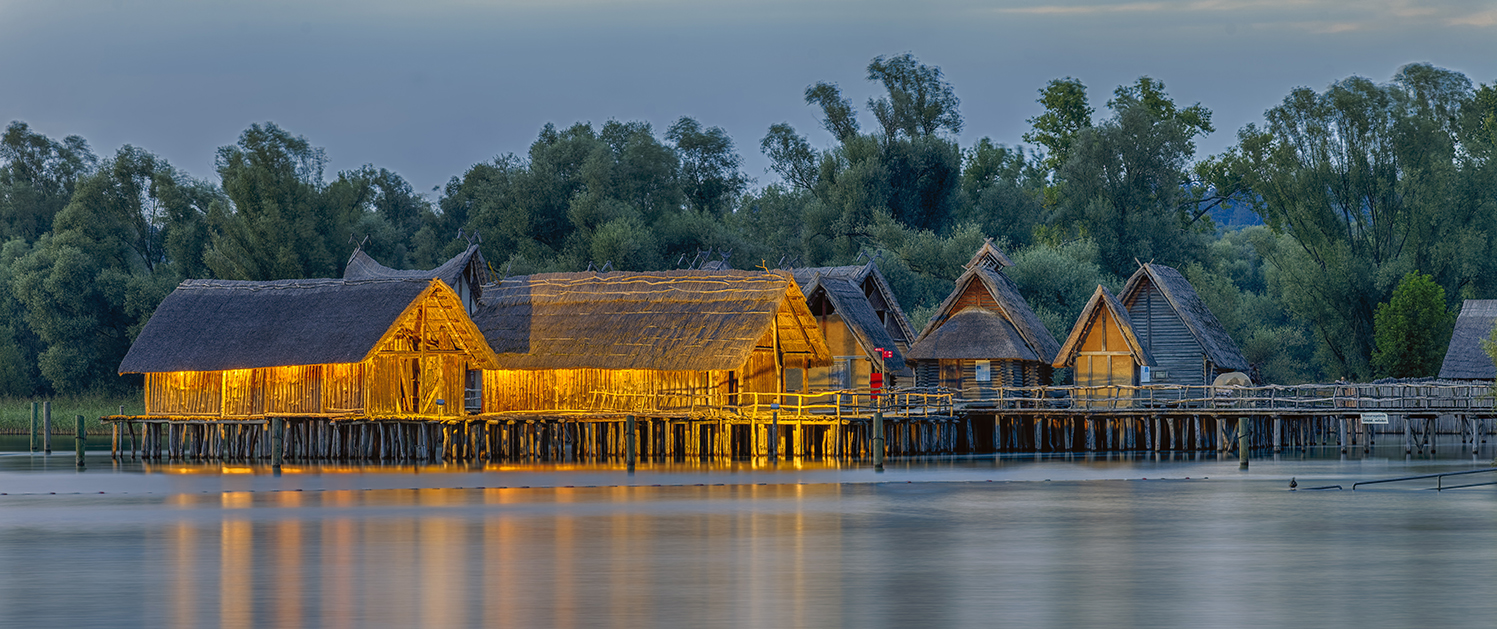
[626,415,636,472]
[1238,417,1249,469]
[873,411,885,472]
[75,415,85,469]
[30,402,38,453]
[43,401,52,455]
[271,417,284,474]
[769,404,779,462]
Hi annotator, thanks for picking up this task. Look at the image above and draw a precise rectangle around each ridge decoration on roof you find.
[1119,262,1248,372]
[344,243,490,288]
[1052,285,1155,368]
[474,269,831,371]
[965,238,1014,270]
[908,265,1059,364]
[119,277,498,374]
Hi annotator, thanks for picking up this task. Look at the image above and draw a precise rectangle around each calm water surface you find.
[2,440,1495,628]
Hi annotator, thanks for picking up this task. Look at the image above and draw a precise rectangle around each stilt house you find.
[344,244,490,315]
[1052,286,1154,406]
[472,270,831,414]
[1439,300,1497,381]
[791,262,917,390]
[117,278,498,418]
[1115,262,1249,385]
[906,247,1059,398]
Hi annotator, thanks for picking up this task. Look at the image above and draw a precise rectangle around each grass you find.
[0,392,143,435]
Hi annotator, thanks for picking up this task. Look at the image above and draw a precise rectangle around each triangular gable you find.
[805,273,909,369]
[365,279,499,370]
[1053,286,1154,368]
[910,265,1057,363]
[1120,263,1247,372]
[790,261,917,346]
[965,238,1015,270]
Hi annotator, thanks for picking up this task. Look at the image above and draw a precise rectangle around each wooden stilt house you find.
[1116,263,1249,385]
[1439,300,1497,381]
[472,270,831,414]
[1052,286,1154,406]
[117,278,498,419]
[791,262,917,390]
[344,244,491,315]
[905,254,1060,399]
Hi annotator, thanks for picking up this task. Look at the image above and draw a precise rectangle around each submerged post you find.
[1238,417,1249,469]
[43,401,52,454]
[75,415,85,469]
[626,415,636,471]
[29,402,38,453]
[769,404,779,462]
[873,411,885,472]
[271,418,284,473]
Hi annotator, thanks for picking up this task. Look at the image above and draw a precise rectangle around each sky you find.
[1,0,1494,196]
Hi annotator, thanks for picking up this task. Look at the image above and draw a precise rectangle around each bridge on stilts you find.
[99,383,1497,465]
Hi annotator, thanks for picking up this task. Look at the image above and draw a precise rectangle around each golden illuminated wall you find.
[483,369,719,413]
[146,371,224,415]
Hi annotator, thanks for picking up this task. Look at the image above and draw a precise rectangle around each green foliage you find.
[1372,271,1455,378]
[864,53,963,138]
[1003,239,1119,345]
[0,122,97,243]
[1024,78,1093,174]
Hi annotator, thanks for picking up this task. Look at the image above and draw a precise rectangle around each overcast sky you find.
[2,0,1494,195]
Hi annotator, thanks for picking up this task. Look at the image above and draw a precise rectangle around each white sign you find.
[974,360,991,382]
[1361,412,1389,425]
[1140,365,1151,383]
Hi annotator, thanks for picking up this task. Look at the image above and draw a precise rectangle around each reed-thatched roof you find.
[965,238,1014,270]
[1053,285,1155,368]
[789,261,917,344]
[909,265,1059,363]
[473,270,831,371]
[800,273,912,374]
[906,308,1037,361]
[119,278,497,374]
[344,244,489,289]
[1439,300,1497,380]
[1120,263,1248,372]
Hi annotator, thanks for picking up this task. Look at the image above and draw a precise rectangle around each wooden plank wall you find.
[1124,282,1206,385]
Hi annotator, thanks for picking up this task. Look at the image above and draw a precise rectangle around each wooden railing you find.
[584,387,956,418]
[954,383,1497,413]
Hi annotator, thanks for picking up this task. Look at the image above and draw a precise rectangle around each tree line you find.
[2,54,1494,396]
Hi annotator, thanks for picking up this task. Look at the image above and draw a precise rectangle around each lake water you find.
[2,439,1496,628]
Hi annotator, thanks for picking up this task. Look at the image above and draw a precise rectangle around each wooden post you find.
[1339,416,1348,454]
[626,415,636,472]
[30,402,38,453]
[74,415,86,468]
[1238,417,1249,469]
[271,417,284,472]
[1273,416,1282,453]
[43,401,52,454]
[769,404,779,462]
[873,411,885,471]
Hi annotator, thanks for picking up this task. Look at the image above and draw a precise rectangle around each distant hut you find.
[905,251,1060,398]
[1439,300,1497,381]
[118,278,498,418]
[1052,286,1155,405]
[472,270,831,414]
[344,244,490,314]
[1113,262,1249,386]
[791,261,917,390]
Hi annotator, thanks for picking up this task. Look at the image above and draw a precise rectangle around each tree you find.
[956,139,1045,246]
[865,53,962,138]
[0,122,97,242]
[805,83,860,142]
[1372,271,1455,378]
[760,123,818,191]
[1024,78,1093,174]
[667,117,748,215]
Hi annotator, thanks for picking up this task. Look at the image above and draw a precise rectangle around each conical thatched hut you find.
[344,244,490,314]
[791,262,917,390]
[118,278,498,418]
[472,270,831,414]
[906,259,1059,399]
[1439,300,1497,381]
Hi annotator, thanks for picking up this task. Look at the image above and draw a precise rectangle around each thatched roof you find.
[1120,263,1248,372]
[1053,285,1155,368]
[119,278,497,374]
[474,270,831,371]
[344,244,489,289]
[1439,300,1497,380]
[909,265,1059,363]
[906,308,1037,361]
[965,238,1014,270]
[789,261,917,343]
[801,273,912,375]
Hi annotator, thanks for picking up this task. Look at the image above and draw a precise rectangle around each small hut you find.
[118,278,498,418]
[791,261,917,390]
[965,237,1015,271]
[1115,262,1249,385]
[472,270,831,414]
[1439,300,1497,381]
[344,244,490,314]
[905,261,1060,398]
[1052,286,1155,405]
